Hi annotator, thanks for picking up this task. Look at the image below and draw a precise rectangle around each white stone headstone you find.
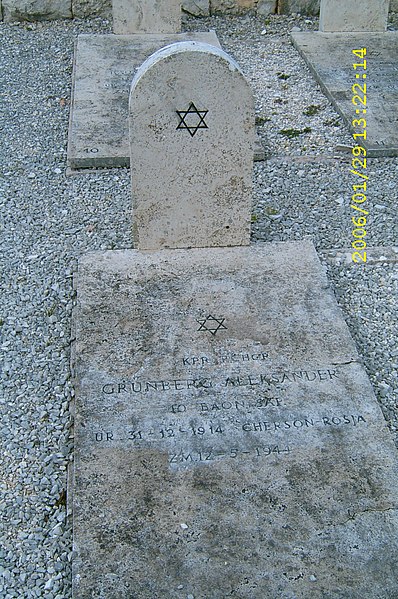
[112,0,181,34]
[319,0,389,32]
[129,42,255,250]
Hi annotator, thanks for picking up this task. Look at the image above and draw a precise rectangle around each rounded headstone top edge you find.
[129,41,244,95]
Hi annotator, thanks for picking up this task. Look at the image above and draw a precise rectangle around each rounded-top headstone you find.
[129,41,255,250]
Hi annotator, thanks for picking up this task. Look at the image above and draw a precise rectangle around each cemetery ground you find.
[1,11,398,599]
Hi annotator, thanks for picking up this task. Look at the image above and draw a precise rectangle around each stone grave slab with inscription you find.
[291,31,398,157]
[72,240,398,599]
[67,33,265,170]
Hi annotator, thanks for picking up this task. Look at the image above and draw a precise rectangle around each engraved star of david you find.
[176,102,209,137]
[196,315,227,336]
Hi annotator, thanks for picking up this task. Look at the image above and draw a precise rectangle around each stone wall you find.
[0,0,397,23]
[281,0,320,14]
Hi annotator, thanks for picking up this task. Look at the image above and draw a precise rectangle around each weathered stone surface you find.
[72,0,111,19]
[72,0,211,18]
[291,31,398,157]
[112,0,180,34]
[129,42,254,250]
[2,0,71,21]
[283,0,320,14]
[210,0,255,14]
[319,0,389,31]
[1,0,396,19]
[256,0,276,16]
[281,0,396,16]
[72,240,398,599]
[182,0,210,16]
[67,32,222,170]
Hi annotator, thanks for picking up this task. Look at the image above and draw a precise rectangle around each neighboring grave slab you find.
[319,0,389,32]
[112,0,181,34]
[67,32,220,170]
[129,42,254,250]
[72,240,398,599]
[67,33,265,171]
[291,31,398,157]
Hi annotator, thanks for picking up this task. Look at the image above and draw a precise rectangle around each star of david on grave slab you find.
[196,315,227,336]
[176,102,209,137]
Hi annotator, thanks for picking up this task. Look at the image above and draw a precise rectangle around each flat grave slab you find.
[72,240,398,599]
[319,0,389,32]
[67,32,265,170]
[291,32,398,157]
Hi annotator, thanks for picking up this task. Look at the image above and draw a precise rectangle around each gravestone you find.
[67,32,223,170]
[319,0,389,32]
[71,42,398,599]
[112,0,181,34]
[129,42,254,250]
[291,32,398,156]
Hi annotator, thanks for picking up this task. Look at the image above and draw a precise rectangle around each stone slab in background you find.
[67,32,220,169]
[71,0,210,18]
[112,0,180,34]
[291,31,398,157]
[2,0,72,20]
[72,240,398,599]
[2,0,398,19]
[319,0,389,31]
[67,31,265,170]
[182,0,210,16]
[279,0,398,14]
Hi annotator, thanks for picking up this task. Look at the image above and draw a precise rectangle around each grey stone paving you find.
[291,31,398,157]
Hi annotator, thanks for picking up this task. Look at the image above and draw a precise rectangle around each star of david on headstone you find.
[176,102,208,137]
[196,315,227,336]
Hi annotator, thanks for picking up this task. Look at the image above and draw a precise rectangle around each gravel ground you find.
[1,12,397,598]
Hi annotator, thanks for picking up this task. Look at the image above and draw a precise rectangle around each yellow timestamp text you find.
[350,47,368,263]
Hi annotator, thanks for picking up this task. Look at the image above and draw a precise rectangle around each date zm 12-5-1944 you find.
[350,47,368,264]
